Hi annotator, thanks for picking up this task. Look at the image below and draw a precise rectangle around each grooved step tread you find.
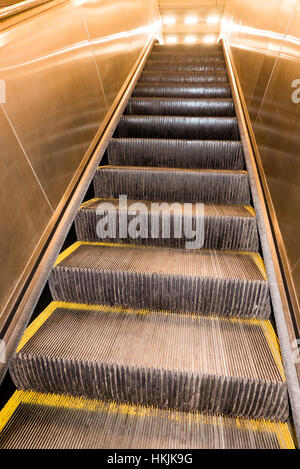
[79,198,255,217]
[153,44,222,52]
[116,115,239,140]
[49,242,271,317]
[149,52,225,63]
[145,62,226,72]
[133,82,231,98]
[10,302,287,421]
[139,71,228,84]
[107,138,244,170]
[93,166,250,205]
[75,198,259,251]
[125,98,235,117]
[0,391,294,449]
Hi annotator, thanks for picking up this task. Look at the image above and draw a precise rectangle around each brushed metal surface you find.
[82,0,160,110]
[0,0,159,325]
[222,0,300,307]
[81,0,131,110]
[0,107,52,317]
[0,1,108,208]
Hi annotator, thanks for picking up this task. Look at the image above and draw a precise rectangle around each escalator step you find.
[153,44,222,53]
[133,82,231,98]
[75,198,259,252]
[0,390,294,449]
[49,242,271,317]
[149,52,225,63]
[93,166,250,205]
[125,98,235,117]
[145,61,226,72]
[139,71,228,83]
[10,303,286,420]
[107,139,244,169]
[116,116,239,140]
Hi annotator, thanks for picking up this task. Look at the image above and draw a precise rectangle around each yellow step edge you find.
[0,390,295,449]
[78,198,101,208]
[16,301,285,383]
[97,165,248,175]
[243,205,256,217]
[80,198,256,219]
[260,320,286,380]
[54,241,81,266]
[54,240,267,280]
[249,252,268,281]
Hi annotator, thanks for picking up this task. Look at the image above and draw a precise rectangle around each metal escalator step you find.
[145,61,226,72]
[93,166,250,205]
[125,98,235,117]
[116,116,239,140]
[49,243,271,317]
[139,71,228,83]
[10,303,286,420]
[107,139,244,169]
[0,390,294,449]
[149,52,225,63]
[75,198,259,252]
[133,82,231,98]
[153,44,222,54]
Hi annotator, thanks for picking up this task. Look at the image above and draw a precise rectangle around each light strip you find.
[207,15,220,24]
[163,16,176,25]
[184,16,198,25]
[185,35,197,44]
[166,36,178,44]
[203,35,216,44]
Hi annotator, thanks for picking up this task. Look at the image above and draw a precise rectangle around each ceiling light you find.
[203,35,216,44]
[166,36,178,44]
[163,16,176,25]
[184,15,198,24]
[206,15,220,24]
[185,36,197,44]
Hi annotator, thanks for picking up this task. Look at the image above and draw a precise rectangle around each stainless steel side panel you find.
[221,0,300,316]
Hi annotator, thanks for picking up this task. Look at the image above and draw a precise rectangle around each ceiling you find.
[158,0,226,45]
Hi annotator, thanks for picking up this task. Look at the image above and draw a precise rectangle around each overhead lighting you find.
[206,15,220,24]
[185,35,197,44]
[163,16,176,25]
[184,15,198,24]
[203,35,216,44]
[166,36,178,44]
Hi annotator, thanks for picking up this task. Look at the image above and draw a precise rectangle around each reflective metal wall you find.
[221,0,300,306]
[0,0,160,318]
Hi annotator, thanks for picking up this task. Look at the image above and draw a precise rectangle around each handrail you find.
[221,37,300,446]
[0,36,157,385]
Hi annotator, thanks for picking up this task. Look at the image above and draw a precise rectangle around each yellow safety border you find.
[16,300,285,380]
[97,165,249,175]
[0,389,295,449]
[54,241,268,280]
[243,205,256,217]
[80,198,256,218]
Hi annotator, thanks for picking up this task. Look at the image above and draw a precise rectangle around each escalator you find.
[0,43,297,449]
